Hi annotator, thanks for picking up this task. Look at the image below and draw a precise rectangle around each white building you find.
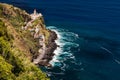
[30,9,42,20]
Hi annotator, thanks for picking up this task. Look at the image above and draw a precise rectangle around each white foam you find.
[48,26,79,67]
[60,63,66,71]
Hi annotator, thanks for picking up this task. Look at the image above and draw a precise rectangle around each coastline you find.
[0,3,51,79]
[0,1,58,70]
[36,30,58,67]
[20,9,58,67]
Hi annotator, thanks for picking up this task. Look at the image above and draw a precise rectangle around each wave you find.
[47,26,79,67]
[100,46,113,55]
[100,46,120,64]
[114,59,120,64]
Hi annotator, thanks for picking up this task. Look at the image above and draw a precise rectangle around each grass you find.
[0,4,50,79]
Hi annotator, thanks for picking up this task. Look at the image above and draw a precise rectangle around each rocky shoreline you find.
[37,30,58,67]
[20,9,58,67]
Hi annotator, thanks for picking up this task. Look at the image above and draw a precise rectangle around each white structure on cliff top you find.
[30,9,42,20]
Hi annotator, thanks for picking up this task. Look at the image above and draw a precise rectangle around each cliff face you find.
[0,3,53,80]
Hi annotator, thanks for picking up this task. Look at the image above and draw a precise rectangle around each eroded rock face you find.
[38,31,57,67]
[31,31,57,67]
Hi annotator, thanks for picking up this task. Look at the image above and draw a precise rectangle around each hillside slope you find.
[0,3,55,80]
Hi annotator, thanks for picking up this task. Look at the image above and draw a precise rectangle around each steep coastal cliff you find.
[0,3,57,80]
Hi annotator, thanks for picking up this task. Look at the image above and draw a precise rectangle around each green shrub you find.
[0,56,15,80]
[0,3,49,80]
[0,37,10,58]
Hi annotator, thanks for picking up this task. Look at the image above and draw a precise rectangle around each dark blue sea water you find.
[1,0,120,80]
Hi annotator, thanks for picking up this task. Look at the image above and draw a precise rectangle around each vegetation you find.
[31,18,50,45]
[0,3,49,80]
[0,56,15,80]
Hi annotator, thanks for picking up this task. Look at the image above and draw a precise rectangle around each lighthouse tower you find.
[34,9,37,15]
[30,9,42,20]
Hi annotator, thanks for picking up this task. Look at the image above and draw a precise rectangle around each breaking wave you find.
[47,26,79,67]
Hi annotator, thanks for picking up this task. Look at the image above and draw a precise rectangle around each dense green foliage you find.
[0,3,49,80]
[0,56,15,80]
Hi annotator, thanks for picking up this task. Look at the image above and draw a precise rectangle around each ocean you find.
[1,0,120,80]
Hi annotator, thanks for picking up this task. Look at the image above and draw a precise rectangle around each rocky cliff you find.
[0,3,57,80]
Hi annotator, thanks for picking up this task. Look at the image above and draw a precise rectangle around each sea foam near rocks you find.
[47,26,79,67]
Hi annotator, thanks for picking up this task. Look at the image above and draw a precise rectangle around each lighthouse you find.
[30,9,42,20]
[34,9,37,15]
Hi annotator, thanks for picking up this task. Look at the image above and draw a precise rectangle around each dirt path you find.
[22,12,47,65]
[33,36,46,64]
